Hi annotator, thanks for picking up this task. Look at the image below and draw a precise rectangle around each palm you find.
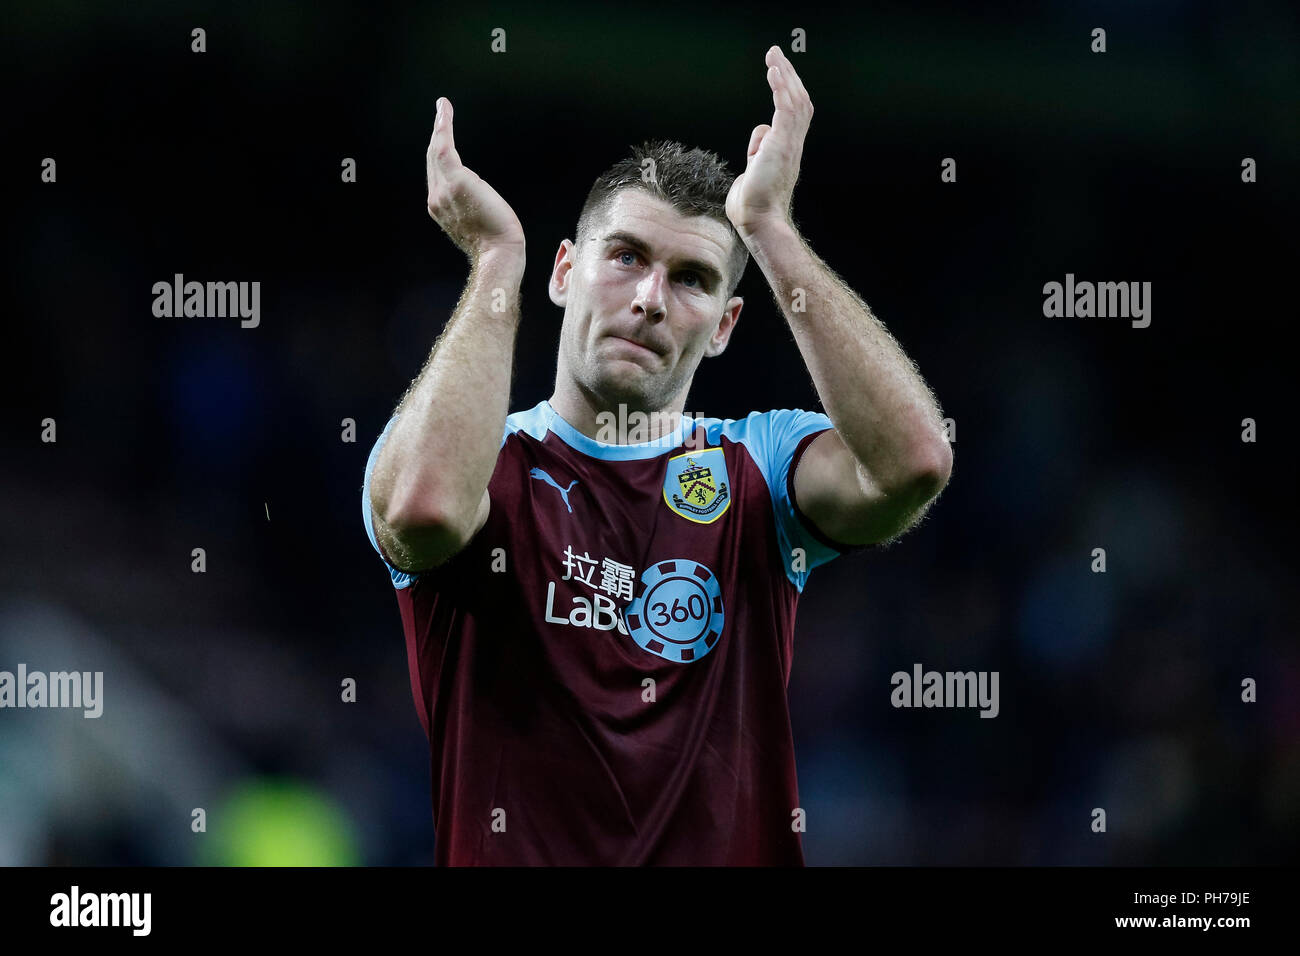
[726,142,789,227]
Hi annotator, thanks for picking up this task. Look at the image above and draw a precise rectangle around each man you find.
[363,46,952,865]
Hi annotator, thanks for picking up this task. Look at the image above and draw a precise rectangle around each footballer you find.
[363,46,952,865]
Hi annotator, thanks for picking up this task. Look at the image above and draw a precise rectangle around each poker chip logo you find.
[624,559,725,663]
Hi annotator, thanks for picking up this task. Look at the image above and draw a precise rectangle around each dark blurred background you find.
[2,0,1297,865]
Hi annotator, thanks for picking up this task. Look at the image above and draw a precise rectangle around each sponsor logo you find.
[625,559,725,663]
[529,468,579,513]
[542,546,635,634]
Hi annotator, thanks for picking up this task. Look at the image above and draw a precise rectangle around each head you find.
[549,140,748,415]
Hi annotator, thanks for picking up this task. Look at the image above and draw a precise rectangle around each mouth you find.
[607,335,661,358]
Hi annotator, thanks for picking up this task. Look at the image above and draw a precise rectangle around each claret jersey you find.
[362,399,860,865]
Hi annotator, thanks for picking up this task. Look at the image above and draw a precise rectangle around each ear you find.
[548,239,576,308]
[703,296,743,358]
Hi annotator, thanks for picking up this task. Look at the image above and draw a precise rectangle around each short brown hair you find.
[576,140,749,298]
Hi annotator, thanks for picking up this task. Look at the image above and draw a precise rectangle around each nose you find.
[632,268,667,321]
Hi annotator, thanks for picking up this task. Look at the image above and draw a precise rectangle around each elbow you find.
[382,491,461,538]
[379,492,477,568]
[919,438,953,493]
[889,439,953,504]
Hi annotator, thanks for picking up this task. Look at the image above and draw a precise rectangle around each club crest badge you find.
[663,447,730,524]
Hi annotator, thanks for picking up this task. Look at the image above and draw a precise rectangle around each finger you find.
[767,65,796,128]
[437,97,457,153]
[764,47,796,112]
[427,99,462,203]
[766,47,811,130]
[429,97,461,169]
[745,124,771,161]
[774,46,811,107]
[768,52,801,118]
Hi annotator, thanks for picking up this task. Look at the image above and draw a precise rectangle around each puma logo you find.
[529,468,579,513]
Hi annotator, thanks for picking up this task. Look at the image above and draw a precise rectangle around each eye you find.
[616,250,639,266]
[679,271,702,288]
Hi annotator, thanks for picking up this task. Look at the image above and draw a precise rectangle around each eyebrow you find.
[599,231,725,290]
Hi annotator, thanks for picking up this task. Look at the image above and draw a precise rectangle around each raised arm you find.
[727,49,952,547]
[368,97,527,571]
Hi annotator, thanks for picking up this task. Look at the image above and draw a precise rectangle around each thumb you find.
[745,124,771,162]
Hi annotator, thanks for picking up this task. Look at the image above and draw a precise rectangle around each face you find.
[549,189,743,412]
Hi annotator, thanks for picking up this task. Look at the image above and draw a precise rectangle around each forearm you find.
[371,248,525,529]
[743,220,948,489]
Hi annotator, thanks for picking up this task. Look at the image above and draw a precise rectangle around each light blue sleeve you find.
[362,414,417,590]
[723,409,847,592]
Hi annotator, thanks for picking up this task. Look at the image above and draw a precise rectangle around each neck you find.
[548,378,689,444]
